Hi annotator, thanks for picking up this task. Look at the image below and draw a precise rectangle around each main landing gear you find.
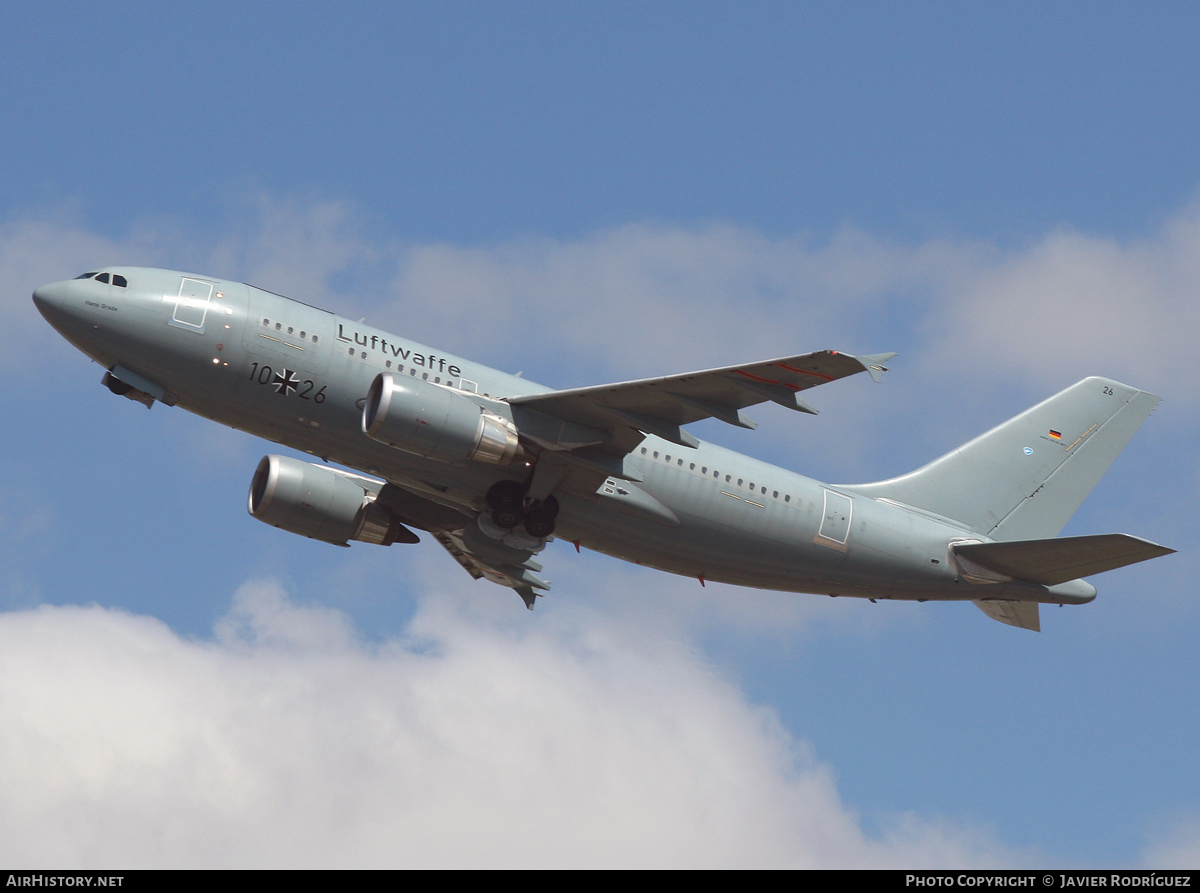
[487,480,559,538]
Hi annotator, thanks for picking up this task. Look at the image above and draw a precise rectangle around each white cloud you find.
[931,204,1200,397]
[207,197,384,307]
[0,580,1016,868]
[374,202,1200,410]
[1141,817,1200,868]
[383,223,978,381]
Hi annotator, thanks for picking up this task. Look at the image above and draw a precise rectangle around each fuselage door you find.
[817,489,853,547]
[169,278,213,332]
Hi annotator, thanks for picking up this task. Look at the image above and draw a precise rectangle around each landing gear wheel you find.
[487,480,526,529]
[523,495,560,539]
[493,502,523,530]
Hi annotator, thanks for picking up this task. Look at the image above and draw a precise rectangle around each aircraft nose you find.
[32,280,90,340]
[32,281,69,318]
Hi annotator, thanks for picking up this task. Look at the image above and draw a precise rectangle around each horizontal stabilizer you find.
[954,534,1175,586]
[973,599,1040,631]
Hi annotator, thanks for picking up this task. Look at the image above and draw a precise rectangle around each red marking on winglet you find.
[573,540,581,553]
[698,575,705,587]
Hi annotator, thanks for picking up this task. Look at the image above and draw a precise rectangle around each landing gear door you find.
[169,278,213,332]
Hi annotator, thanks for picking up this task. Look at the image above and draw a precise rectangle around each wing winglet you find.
[852,352,899,384]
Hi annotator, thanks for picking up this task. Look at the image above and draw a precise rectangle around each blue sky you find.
[2,3,1198,867]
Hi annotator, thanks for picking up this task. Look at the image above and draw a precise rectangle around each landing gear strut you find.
[486,480,559,538]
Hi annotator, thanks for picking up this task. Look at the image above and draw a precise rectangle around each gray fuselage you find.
[32,266,1095,606]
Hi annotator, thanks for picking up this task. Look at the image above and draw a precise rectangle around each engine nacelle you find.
[248,455,409,547]
[362,373,521,465]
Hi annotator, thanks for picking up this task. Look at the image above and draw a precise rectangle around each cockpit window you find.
[75,271,127,286]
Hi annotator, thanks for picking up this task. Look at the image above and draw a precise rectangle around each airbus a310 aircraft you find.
[33,267,1173,630]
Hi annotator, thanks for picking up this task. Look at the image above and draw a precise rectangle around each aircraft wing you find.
[431,527,551,610]
[373,482,551,609]
[507,350,895,451]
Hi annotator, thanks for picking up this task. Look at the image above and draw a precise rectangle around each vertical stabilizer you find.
[843,377,1160,540]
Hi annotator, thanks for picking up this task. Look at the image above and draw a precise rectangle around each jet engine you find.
[248,454,412,547]
[362,373,521,465]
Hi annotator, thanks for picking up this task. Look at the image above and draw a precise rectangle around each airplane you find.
[32,266,1174,631]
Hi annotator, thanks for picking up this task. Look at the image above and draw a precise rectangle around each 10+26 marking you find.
[248,362,326,402]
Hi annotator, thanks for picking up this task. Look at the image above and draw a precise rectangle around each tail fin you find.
[843,377,1160,540]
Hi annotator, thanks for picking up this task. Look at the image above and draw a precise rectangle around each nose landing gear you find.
[486,480,560,538]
